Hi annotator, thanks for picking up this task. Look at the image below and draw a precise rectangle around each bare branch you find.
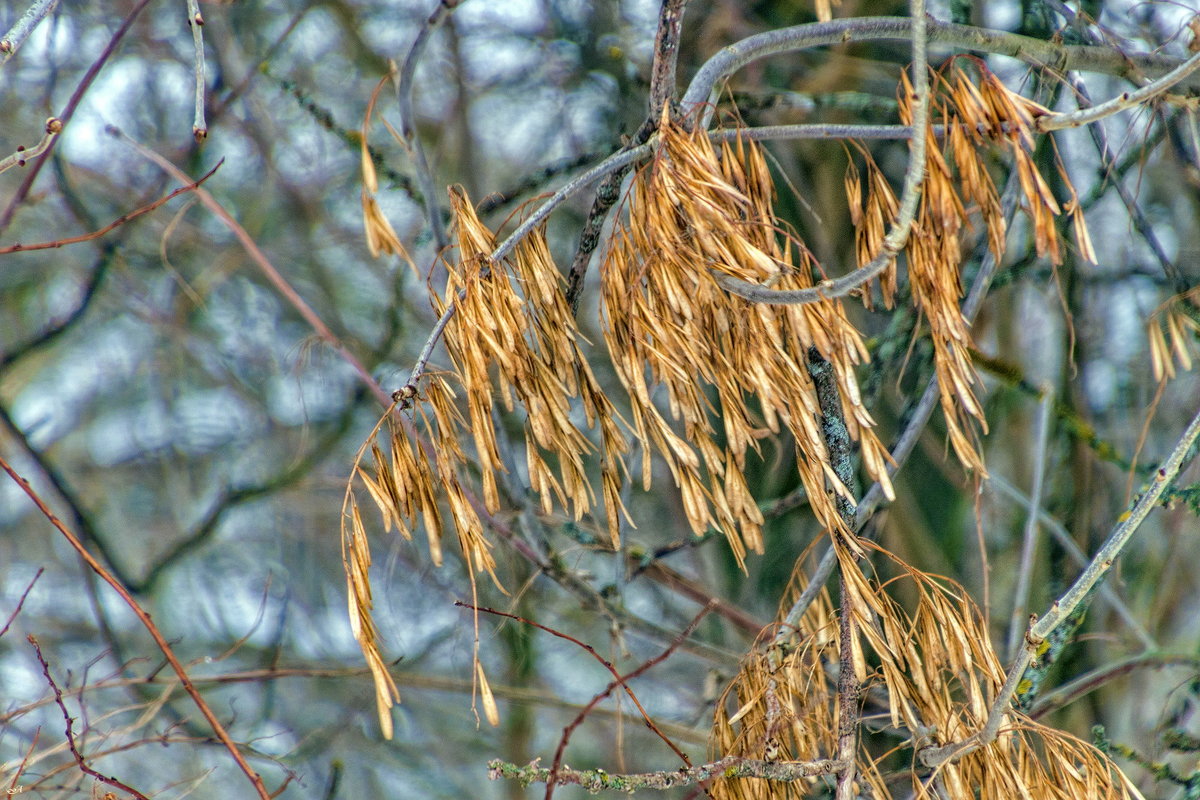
[1038,48,1200,132]
[28,635,152,800]
[1006,384,1054,660]
[185,0,207,141]
[0,0,59,66]
[0,160,220,254]
[0,457,273,800]
[0,116,61,175]
[682,17,1199,121]
[716,7,931,308]
[455,602,697,776]
[0,0,155,234]
[488,755,844,791]
[989,474,1156,650]
[0,568,42,640]
[543,602,714,800]
[397,0,460,254]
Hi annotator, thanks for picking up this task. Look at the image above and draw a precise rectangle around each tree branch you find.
[1037,48,1200,132]
[488,755,844,791]
[681,17,1198,122]
[0,0,155,234]
[563,0,688,313]
[28,635,152,800]
[921,402,1200,768]
[185,0,207,141]
[0,456,272,800]
[397,0,460,255]
[715,9,931,308]
[0,0,59,66]
[0,160,220,254]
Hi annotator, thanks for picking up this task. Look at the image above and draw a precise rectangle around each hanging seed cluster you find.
[344,61,1107,748]
[710,548,1140,800]
[851,60,1095,474]
[604,112,894,565]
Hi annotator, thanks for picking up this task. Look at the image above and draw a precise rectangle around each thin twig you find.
[0,160,220,254]
[0,458,272,799]
[0,116,61,175]
[715,8,930,308]
[456,602,695,773]
[681,17,1199,121]
[488,755,844,790]
[544,602,715,800]
[1037,48,1200,132]
[0,568,42,639]
[921,403,1200,768]
[0,0,155,234]
[397,0,460,255]
[28,635,152,800]
[988,474,1156,650]
[185,0,207,141]
[1006,383,1054,660]
[0,0,59,66]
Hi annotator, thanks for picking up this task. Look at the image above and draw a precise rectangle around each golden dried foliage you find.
[711,563,843,799]
[603,112,893,564]
[439,188,629,544]
[344,62,1119,766]
[850,61,1095,473]
[1147,286,1200,381]
[711,544,1139,799]
[359,71,414,268]
[343,493,401,739]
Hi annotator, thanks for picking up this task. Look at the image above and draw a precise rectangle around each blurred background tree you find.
[1,0,1199,798]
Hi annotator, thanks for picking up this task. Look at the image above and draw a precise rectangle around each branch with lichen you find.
[487,755,844,791]
[920,402,1200,769]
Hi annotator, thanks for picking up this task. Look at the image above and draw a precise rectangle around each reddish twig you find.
[0,161,222,255]
[6,729,39,796]
[544,601,716,800]
[0,455,272,800]
[28,634,152,800]
[0,567,42,639]
[109,128,393,410]
[0,0,156,234]
[455,601,708,787]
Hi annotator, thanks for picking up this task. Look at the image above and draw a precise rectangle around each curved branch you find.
[921,402,1200,768]
[1038,48,1200,132]
[714,15,931,307]
[397,0,460,254]
[682,17,1197,121]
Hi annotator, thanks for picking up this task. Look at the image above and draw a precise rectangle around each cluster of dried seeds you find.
[604,111,893,564]
[710,548,1139,799]
[850,61,1095,473]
